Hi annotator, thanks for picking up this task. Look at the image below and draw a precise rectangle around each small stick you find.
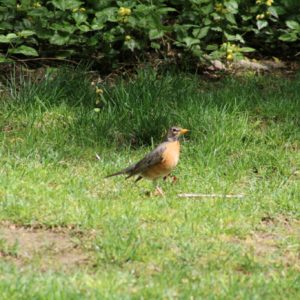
[178,193,245,199]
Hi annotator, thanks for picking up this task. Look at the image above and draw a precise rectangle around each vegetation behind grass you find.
[0,68,299,299]
[1,0,300,66]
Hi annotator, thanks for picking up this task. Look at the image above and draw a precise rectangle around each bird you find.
[105,126,189,195]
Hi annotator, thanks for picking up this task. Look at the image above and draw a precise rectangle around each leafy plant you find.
[279,20,300,42]
[0,0,299,66]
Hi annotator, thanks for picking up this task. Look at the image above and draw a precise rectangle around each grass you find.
[0,67,299,299]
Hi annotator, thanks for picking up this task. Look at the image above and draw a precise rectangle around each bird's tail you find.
[105,170,126,178]
[105,163,136,179]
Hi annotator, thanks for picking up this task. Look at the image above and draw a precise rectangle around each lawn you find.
[0,68,299,299]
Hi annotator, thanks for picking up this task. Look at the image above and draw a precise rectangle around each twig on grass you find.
[178,193,245,199]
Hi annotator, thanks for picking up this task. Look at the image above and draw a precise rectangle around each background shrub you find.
[0,0,299,67]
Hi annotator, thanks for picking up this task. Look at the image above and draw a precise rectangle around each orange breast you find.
[142,141,180,180]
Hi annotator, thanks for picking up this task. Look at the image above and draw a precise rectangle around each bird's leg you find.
[154,186,164,196]
[170,175,177,183]
[163,174,177,184]
[152,180,164,196]
[145,180,165,197]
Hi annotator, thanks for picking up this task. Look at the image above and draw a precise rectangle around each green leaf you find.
[279,32,298,42]
[95,7,118,23]
[225,13,236,24]
[233,52,244,61]
[224,32,245,43]
[241,15,253,21]
[256,20,268,30]
[211,26,222,32]
[17,30,36,38]
[35,28,53,40]
[206,44,218,51]
[0,35,10,43]
[286,20,300,31]
[267,6,278,18]
[239,47,256,52]
[201,3,213,14]
[191,45,202,57]
[72,12,87,25]
[208,50,224,60]
[0,0,16,8]
[204,18,212,26]
[0,21,13,31]
[182,37,199,48]
[91,23,105,31]
[55,49,75,58]
[0,56,13,62]
[190,0,211,3]
[50,0,83,11]
[8,45,38,56]
[225,0,238,13]
[87,35,99,46]
[157,7,176,14]
[50,32,70,45]
[51,22,76,34]
[192,26,209,39]
[77,24,90,32]
[124,39,140,51]
[0,33,18,43]
[27,7,49,17]
[7,33,18,39]
[150,42,160,49]
[149,29,164,40]
[20,0,32,9]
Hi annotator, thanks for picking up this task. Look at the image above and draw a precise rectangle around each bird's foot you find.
[170,175,177,183]
[163,175,178,184]
[145,186,165,197]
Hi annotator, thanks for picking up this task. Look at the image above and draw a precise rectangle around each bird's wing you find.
[105,143,166,178]
[125,143,167,178]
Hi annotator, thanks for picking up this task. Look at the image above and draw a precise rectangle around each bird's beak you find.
[180,129,189,135]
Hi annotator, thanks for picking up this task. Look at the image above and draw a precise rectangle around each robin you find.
[105,127,189,195]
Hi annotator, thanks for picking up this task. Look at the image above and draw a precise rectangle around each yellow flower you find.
[118,16,128,23]
[79,7,86,12]
[96,88,103,94]
[33,2,41,8]
[256,13,265,20]
[256,0,262,4]
[125,8,131,15]
[266,0,273,6]
[72,8,79,13]
[118,7,131,17]
[125,35,131,41]
[215,3,223,12]
[94,108,100,113]
[227,53,233,61]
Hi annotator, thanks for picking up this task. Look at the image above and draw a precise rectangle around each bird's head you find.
[166,126,189,141]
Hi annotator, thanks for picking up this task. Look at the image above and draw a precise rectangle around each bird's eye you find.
[172,128,177,132]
